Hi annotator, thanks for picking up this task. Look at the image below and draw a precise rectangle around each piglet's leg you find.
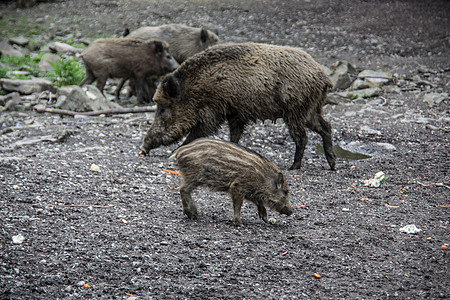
[256,203,268,223]
[230,181,244,226]
[180,183,198,220]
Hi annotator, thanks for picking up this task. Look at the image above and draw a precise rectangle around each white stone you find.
[422,92,448,106]
[0,77,55,94]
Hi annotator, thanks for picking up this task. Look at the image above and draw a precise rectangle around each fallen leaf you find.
[426,237,432,241]
[314,273,321,278]
[83,283,89,288]
[442,245,447,250]
[385,204,399,208]
[163,169,181,175]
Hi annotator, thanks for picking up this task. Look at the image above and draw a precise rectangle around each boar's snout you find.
[163,55,179,73]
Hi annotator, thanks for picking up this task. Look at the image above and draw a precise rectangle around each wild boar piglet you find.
[170,138,293,226]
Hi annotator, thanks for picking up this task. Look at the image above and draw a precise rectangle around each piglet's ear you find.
[276,172,284,190]
[200,28,208,43]
[163,75,180,100]
[154,41,164,54]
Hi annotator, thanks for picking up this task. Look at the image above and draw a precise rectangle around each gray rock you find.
[382,85,401,94]
[338,87,382,99]
[350,78,372,90]
[48,42,83,54]
[350,70,393,90]
[330,60,356,73]
[358,70,393,80]
[328,60,356,89]
[55,85,122,112]
[422,92,448,106]
[9,36,29,47]
[0,78,55,94]
[0,40,23,57]
[330,72,353,90]
[38,53,61,72]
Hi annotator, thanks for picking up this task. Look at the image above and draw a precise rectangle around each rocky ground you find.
[0,0,449,299]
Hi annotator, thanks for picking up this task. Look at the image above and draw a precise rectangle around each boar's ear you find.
[163,75,180,100]
[200,28,208,43]
[275,172,284,190]
[154,41,165,54]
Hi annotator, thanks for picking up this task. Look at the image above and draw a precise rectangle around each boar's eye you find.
[283,190,288,196]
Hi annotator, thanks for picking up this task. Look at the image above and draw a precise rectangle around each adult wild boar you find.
[79,38,179,103]
[116,24,220,101]
[140,43,336,171]
[170,138,293,226]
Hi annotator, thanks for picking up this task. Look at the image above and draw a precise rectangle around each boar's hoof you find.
[288,162,301,170]
[183,209,198,220]
[232,219,243,227]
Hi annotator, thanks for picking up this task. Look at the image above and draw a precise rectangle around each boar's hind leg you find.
[228,118,246,143]
[79,69,95,87]
[115,78,127,100]
[229,181,244,226]
[307,114,336,171]
[95,76,107,95]
[180,183,198,220]
[285,117,308,170]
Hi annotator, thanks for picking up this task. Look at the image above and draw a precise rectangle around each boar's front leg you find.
[179,182,198,220]
[181,123,217,146]
[229,181,244,226]
[228,117,246,143]
[135,77,146,104]
[256,202,268,223]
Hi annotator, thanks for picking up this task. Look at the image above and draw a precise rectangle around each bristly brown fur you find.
[171,138,292,226]
[79,38,179,103]
[141,42,336,170]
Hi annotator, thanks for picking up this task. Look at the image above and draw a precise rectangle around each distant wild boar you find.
[116,24,220,101]
[140,43,336,170]
[170,138,293,226]
[79,38,179,103]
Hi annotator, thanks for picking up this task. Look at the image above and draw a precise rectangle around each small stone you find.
[9,36,29,47]
[90,164,100,172]
[399,224,422,234]
[76,281,86,287]
[268,217,276,224]
[422,92,448,106]
[12,234,25,244]
[38,53,61,72]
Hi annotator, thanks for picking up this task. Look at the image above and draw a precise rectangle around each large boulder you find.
[38,53,61,72]
[0,40,24,57]
[48,42,84,54]
[328,60,356,89]
[55,85,122,112]
[0,77,56,94]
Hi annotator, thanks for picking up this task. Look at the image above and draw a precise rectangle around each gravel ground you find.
[0,0,449,299]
